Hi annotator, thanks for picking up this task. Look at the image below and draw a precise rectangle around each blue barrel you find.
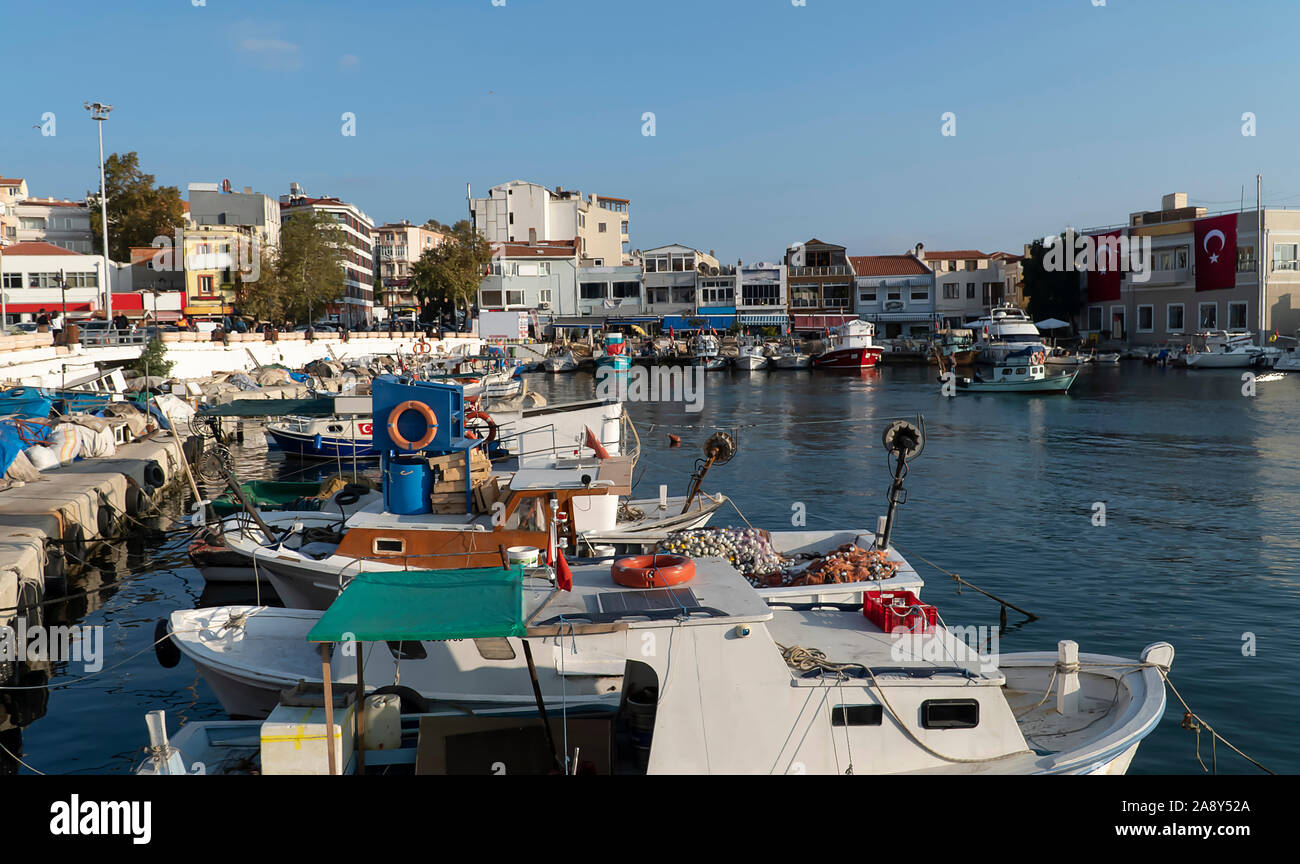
[384,457,433,515]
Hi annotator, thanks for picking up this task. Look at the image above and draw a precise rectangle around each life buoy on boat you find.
[463,409,497,445]
[413,340,431,354]
[611,554,696,588]
[387,400,438,451]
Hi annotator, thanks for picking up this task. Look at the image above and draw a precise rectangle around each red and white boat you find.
[813,319,884,370]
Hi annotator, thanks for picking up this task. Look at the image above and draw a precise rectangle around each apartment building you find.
[639,244,719,319]
[280,183,375,325]
[850,249,936,337]
[929,249,1009,326]
[477,238,580,317]
[0,177,29,245]
[188,181,282,250]
[736,261,788,329]
[1080,192,1300,346]
[469,180,630,265]
[575,265,644,319]
[786,239,855,332]
[373,221,451,317]
[11,197,94,253]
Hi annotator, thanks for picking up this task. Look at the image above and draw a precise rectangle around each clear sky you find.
[4,0,1298,262]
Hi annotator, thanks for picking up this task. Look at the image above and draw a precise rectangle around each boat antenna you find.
[878,419,924,551]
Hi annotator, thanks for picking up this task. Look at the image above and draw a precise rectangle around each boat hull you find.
[771,355,812,370]
[265,426,378,460]
[733,354,768,370]
[813,347,883,370]
[958,370,1079,393]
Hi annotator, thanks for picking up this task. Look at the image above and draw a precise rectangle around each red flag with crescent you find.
[1194,214,1237,292]
[1087,231,1124,303]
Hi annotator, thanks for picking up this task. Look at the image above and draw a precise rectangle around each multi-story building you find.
[188,181,281,250]
[639,244,719,320]
[736,261,789,330]
[12,197,94,253]
[477,238,580,317]
[1080,192,1300,345]
[180,224,251,320]
[280,183,375,325]
[786,239,855,333]
[850,248,936,338]
[373,221,451,318]
[469,180,630,265]
[575,265,644,320]
[0,241,103,324]
[991,251,1026,309]
[929,249,1009,327]
[128,246,186,322]
[0,177,30,245]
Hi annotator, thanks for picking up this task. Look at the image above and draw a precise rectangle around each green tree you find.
[87,152,185,261]
[409,222,493,320]
[1024,235,1084,327]
[235,243,288,324]
[127,338,174,379]
[277,211,348,324]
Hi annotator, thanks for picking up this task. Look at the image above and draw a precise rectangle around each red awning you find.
[110,293,145,310]
[2,302,93,314]
[792,314,856,330]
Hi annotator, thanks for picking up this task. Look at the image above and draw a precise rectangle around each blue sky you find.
[4,0,1298,261]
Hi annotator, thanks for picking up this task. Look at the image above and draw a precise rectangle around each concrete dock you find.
[0,434,183,625]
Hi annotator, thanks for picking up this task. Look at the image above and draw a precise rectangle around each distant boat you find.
[956,348,1078,393]
[813,319,883,370]
[1184,330,1273,369]
[543,350,577,373]
[770,342,813,370]
[966,304,1047,366]
[692,334,727,370]
[266,416,378,460]
[595,332,631,374]
[733,337,768,370]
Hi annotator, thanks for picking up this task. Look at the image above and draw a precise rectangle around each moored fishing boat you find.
[770,341,813,370]
[733,336,768,370]
[813,319,883,370]
[955,348,1078,393]
[691,333,727,370]
[542,349,577,373]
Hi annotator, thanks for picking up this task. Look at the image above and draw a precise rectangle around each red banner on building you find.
[1194,213,1237,292]
[1086,231,1123,303]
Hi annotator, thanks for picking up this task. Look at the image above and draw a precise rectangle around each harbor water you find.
[8,362,1298,775]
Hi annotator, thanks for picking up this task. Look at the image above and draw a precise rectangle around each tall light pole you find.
[85,101,113,327]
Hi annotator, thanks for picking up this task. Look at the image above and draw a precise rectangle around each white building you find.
[737,261,788,329]
[477,239,580,317]
[11,197,94,253]
[928,249,1010,327]
[469,180,630,265]
[0,241,104,324]
[279,183,375,325]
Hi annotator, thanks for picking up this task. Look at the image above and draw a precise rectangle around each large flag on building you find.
[1087,230,1123,303]
[1194,213,1237,292]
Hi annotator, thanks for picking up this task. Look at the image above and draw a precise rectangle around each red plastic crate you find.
[863,590,937,633]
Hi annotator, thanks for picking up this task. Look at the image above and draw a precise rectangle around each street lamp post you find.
[85,101,113,327]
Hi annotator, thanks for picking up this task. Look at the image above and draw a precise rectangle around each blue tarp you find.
[662,315,736,331]
[0,419,51,475]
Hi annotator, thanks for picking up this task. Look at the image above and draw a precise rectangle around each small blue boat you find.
[266,416,379,460]
[596,332,632,374]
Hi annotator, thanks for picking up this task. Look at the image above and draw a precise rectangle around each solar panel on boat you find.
[598,587,701,615]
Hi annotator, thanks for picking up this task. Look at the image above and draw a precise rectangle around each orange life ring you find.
[464,409,497,445]
[387,400,438,450]
[611,554,696,589]
[413,340,431,354]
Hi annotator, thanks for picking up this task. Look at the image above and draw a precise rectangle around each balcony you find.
[789,265,852,278]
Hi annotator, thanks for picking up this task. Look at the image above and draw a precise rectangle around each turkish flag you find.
[1194,213,1237,292]
[555,549,573,592]
[1087,231,1123,303]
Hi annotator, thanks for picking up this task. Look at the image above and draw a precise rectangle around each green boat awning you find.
[306,566,527,643]
[199,397,341,418]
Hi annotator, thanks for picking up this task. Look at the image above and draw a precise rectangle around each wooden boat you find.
[956,350,1078,393]
[813,320,883,370]
[733,337,768,370]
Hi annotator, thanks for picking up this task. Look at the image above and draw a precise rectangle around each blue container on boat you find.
[384,456,433,515]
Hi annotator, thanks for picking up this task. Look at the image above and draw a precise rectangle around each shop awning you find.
[792,314,856,330]
[862,312,939,323]
[2,302,92,314]
[306,566,526,643]
[737,313,788,325]
[662,314,735,331]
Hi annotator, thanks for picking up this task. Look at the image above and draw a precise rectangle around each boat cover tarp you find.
[307,566,526,643]
[198,397,340,418]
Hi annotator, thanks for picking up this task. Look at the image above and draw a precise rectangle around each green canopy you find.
[307,566,526,643]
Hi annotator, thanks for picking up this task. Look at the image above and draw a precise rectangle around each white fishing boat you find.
[967,304,1047,366]
[770,342,813,370]
[956,348,1078,393]
[1184,330,1274,369]
[692,334,727,371]
[542,350,577,373]
[733,337,769,370]
[152,552,1172,774]
[1043,348,1090,367]
[1093,351,1121,364]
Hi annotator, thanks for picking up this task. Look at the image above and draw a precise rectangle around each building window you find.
[1198,302,1217,328]
[911,288,929,301]
[1273,243,1298,271]
[598,223,607,233]
[886,290,901,301]
[621,221,628,234]
[612,281,639,299]
[943,284,959,300]
[965,283,975,299]
[965,260,978,271]
[859,289,877,303]
[1087,306,1103,331]
[823,284,851,309]
[742,283,780,306]
[1167,303,1184,332]
[1228,301,1248,329]
[505,290,525,306]
[1137,304,1154,332]
[198,275,215,295]
[2,274,21,290]
[791,286,818,308]
[19,217,46,230]
[538,289,552,304]
[580,283,606,300]
[1238,246,1256,272]
[480,289,503,306]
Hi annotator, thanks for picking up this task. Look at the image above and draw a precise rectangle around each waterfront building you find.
[929,249,1011,327]
[574,264,645,321]
[280,183,375,326]
[477,238,580,318]
[373,221,451,320]
[469,180,630,265]
[0,241,102,323]
[180,225,251,320]
[639,244,719,323]
[850,247,936,338]
[786,238,855,333]
[1080,192,1300,346]
[736,261,788,331]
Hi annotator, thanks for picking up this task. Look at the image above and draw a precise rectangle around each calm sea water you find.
[9,362,1298,775]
